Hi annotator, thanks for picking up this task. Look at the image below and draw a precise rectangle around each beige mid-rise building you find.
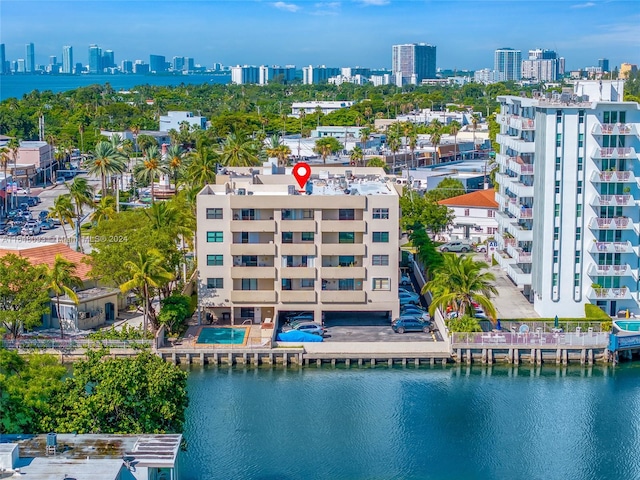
[196,166,400,325]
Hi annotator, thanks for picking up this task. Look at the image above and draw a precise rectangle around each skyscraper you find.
[89,44,102,73]
[599,58,610,73]
[521,49,559,82]
[62,46,73,74]
[102,50,115,69]
[150,55,166,73]
[172,56,184,71]
[25,42,35,73]
[0,44,6,74]
[494,48,521,81]
[391,43,437,85]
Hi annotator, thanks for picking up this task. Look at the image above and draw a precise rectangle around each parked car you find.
[18,202,30,211]
[400,273,412,285]
[38,219,54,230]
[401,305,430,320]
[474,244,487,253]
[392,317,433,334]
[38,211,49,220]
[286,312,315,323]
[55,177,67,185]
[399,291,420,305]
[290,322,325,336]
[21,224,41,236]
[439,241,472,253]
[6,226,22,236]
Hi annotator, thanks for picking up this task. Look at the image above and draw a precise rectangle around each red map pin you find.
[292,162,311,190]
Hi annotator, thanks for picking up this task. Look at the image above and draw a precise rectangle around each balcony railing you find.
[588,264,633,277]
[590,170,635,183]
[589,287,630,300]
[589,217,633,230]
[590,241,633,254]
[507,244,532,263]
[592,194,634,207]
[592,147,635,159]
[592,123,638,136]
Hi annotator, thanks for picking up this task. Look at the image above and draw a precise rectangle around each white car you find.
[399,291,420,305]
[400,273,411,285]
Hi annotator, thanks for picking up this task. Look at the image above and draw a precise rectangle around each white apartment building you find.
[290,101,354,118]
[159,111,207,132]
[196,166,400,325]
[494,80,640,317]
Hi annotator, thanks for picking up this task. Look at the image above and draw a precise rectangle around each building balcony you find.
[280,267,316,279]
[496,153,510,169]
[510,181,534,197]
[280,290,317,303]
[506,244,532,263]
[280,220,317,232]
[230,243,276,256]
[496,113,509,126]
[588,264,635,278]
[321,266,366,280]
[321,290,366,303]
[496,134,535,153]
[230,220,276,233]
[591,147,636,159]
[321,220,367,233]
[591,194,635,207]
[506,263,532,287]
[280,243,316,256]
[590,170,636,183]
[592,123,639,136]
[588,287,631,300]
[506,223,534,242]
[509,116,535,131]
[231,290,277,303]
[588,217,634,230]
[231,266,277,279]
[590,241,634,254]
[507,202,533,219]
[322,243,366,256]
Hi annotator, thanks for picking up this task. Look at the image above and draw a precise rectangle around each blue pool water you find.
[196,327,248,345]
[614,321,640,332]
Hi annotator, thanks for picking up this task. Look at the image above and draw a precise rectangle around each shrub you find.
[158,294,192,335]
[585,304,611,320]
[447,315,482,333]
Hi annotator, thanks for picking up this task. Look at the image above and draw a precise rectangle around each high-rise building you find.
[102,50,115,69]
[231,65,260,85]
[0,43,6,74]
[521,49,560,82]
[494,80,639,317]
[391,43,437,85]
[599,58,610,73]
[88,44,102,73]
[62,46,73,74]
[196,166,400,325]
[25,43,35,73]
[150,55,166,73]
[494,48,522,82]
[474,68,497,84]
[17,59,26,73]
[121,60,133,74]
[302,65,341,85]
[172,56,184,71]
[183,57,195,72]
[133,61,149,74]
[620,63,638,79]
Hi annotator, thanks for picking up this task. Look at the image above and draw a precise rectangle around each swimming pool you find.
[614,321,640,332]
[197,327,249,345]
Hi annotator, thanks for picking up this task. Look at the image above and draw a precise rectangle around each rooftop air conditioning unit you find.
[237,188,246,195]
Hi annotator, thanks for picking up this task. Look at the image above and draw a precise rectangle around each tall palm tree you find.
[0,147,10,214]
[186,143,218,190]
[134,144,167,203]
[313,137,342,165]
[429,130,442,165]
[90,195,117,225]
[66,177,94,252]
[218,132,261,167]
[119,248,174,332]
[46,255,83,339]
[165,144,186,189]
[423,254,498,322]
[144,200,195,242]
[359,126,372,152]
[48,194,75,243]
[449,120,461,161]
[350,146,364,167]
[471,114,480,149]
[88,141,126,195]
[386,125,401,172]
[266,136,292,167]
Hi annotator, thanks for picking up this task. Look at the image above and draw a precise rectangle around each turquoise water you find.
[182,364,640,479]
[614,321,640,332]
[197,327,248,345]
[0,73,230,100]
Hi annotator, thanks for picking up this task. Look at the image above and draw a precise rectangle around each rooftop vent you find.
[237,188,246,196]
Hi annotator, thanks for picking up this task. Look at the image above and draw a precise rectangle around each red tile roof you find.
[438,189,498,209]
[0,243,92,280]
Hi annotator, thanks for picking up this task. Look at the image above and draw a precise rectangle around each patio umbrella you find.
[496,319,502,331]
[554,315,559,328]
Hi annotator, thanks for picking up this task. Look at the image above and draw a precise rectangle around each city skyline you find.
[1,1,638,71]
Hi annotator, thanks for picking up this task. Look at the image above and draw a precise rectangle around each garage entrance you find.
[323,311,391,327]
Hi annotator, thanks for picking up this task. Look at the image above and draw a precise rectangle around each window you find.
[302,209,314,219]
[574,273,580,287]
[464,209,470,217]
[339,209,355,220]
[240,308,254,319]
[372,278,390,291]
[240,209,255,220]
[554,205,560,217]
[577,204,582,218]
[207,255,223,266]
[338,256,355,266]
[578,133,584,148]
[576,227,581,240]
[620,111,626,123]
[301,279,314,288]
[578,110,585,124]
[241,232,249,243]
[555,181,560,194]
[338,279,355,290]
[241,279,258,290]
[373,208,389,219]
[556,111,562,124]
[372,255,389,266]
[241,256,257,266]
[372,232,389,243]
[555,157,561,171]
[487,210,495,218]
[282,232,293,243]
[206,208,223,220]
[578,157,583,171]
[553,250,559,263]
[207,231,223,243]
[339,232,355,243]
[301,232,314,242]
[577,181,583,195]
[487,227,498,235]
[554,227,559,240]
[556,133,562,147]
[282,279,292,290]
[575,252,581,264]
[206,278,223,289]
[552,273,558,287]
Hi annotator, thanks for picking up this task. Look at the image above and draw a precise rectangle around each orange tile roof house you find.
[437,189,499,242]
[0,243,92,280]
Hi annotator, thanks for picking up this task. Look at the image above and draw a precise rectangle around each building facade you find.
[494,80,640,317]
[159,111,207,132]
[25,42,35,73]
[302,65,341,85]
[438,189,499,242]
[196,166,400,325]
[494,48,522,82]
[62,45,73,74]
[88,44,102,73]
[391,43,437,85]
[149,54,167,73]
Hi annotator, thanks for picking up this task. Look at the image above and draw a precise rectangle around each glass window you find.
[339,209,355,220]
[576,227,581,240]
[577,204,582,218]
[487,210,495,218]
[553,250,559,263]
[207,231,223,243]
[282,209,293,220]
[338,256,355,266]
[240,209,255,220]
[578,133,584,148]
[555,157,561,171]
[555,181,560,194]
[302,209,314,219]
[574,274,580,287]
[464,209,470,216]
[373,208,389,219]
[372,278,390,291]
[556,133,562,147]
[554,227,559,240]
[339,232,355,243]
[556,111,562,123]
[206,208,223,219]
[282,232,293,243]
[578,110,585,124]
[301,279,314,288]
[577,181,583,195]
[372,255,389,266]
[552,273,558,287]
[206,278,223,289]
[373,232,389,243]
[620,111,626,123]
[241,279,258,290]
[240,308,254,319]
[604,111,610,124]
[577,157,583,171]
[554,205,560,217]
[338,279,355,290]
[281,279,292,290]
[241,256,257,266]
[207,255,223,266]
[301,232,314,242]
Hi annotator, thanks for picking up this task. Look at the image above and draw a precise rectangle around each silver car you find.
[290,322,326,336]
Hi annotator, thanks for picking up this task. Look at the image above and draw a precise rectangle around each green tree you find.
[165,144,186,189]
[386,124,401,172]
[423,254,498,322]
[366,156,389,172]
[448,120,461,161]
[136,134,157,154]
[0,254,49,339]
[186,143,217,190]
[218,132,261,167]
[91,195,117,225]
[266,136,292,167]
[144,200,195,244]
[427,178,466,201]
[349,145,364,166]
[158,294,192,335]
[88,141,127,195]
[66,177,94,252]
[119,248,174,332]
[409,227,443,280]
[447,315,483,333]
[313,137,343,164]
[48,194,75,242]
[45,255,83,339]
[134,144,168,203]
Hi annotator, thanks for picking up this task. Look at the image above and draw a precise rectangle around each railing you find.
[588,264,632,276]
[593,123,636,136]
[592,287,629,299]
[592,241,632,253]
[1,338,153,350]
[590,217,632,229]
[593,147,634,159]
[451,331,609,348]
[597,194,633,206]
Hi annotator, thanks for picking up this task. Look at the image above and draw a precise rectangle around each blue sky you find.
[1,0,638,71]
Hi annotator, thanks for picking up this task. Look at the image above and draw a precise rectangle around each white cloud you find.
[272,2,301,12]
[357,0,390,5]
[311,2,341,15]
[571,2,596,8]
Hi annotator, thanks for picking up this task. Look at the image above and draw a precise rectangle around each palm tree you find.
[134,144,167,203]
[0,147,10,214]
[88,141,126,195]
[266,136,292,167]
[91,195,117,225]
[359,126,372,153]
[119,248,174,332]
[366,156,389,173]
[350,146,364,167]
[66,177,94,251]
[186,143,218,190]
[386,125,401,172]
[313,137,342,165]
[144,201,195,240]
[423,254,498,322]
[429,129,442,165]
[46,255,83,339]
[48,194,75,243]
[449,120,461,161]
[165,144,186,189]
[471,114,480,149]
[218,132,261,167]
